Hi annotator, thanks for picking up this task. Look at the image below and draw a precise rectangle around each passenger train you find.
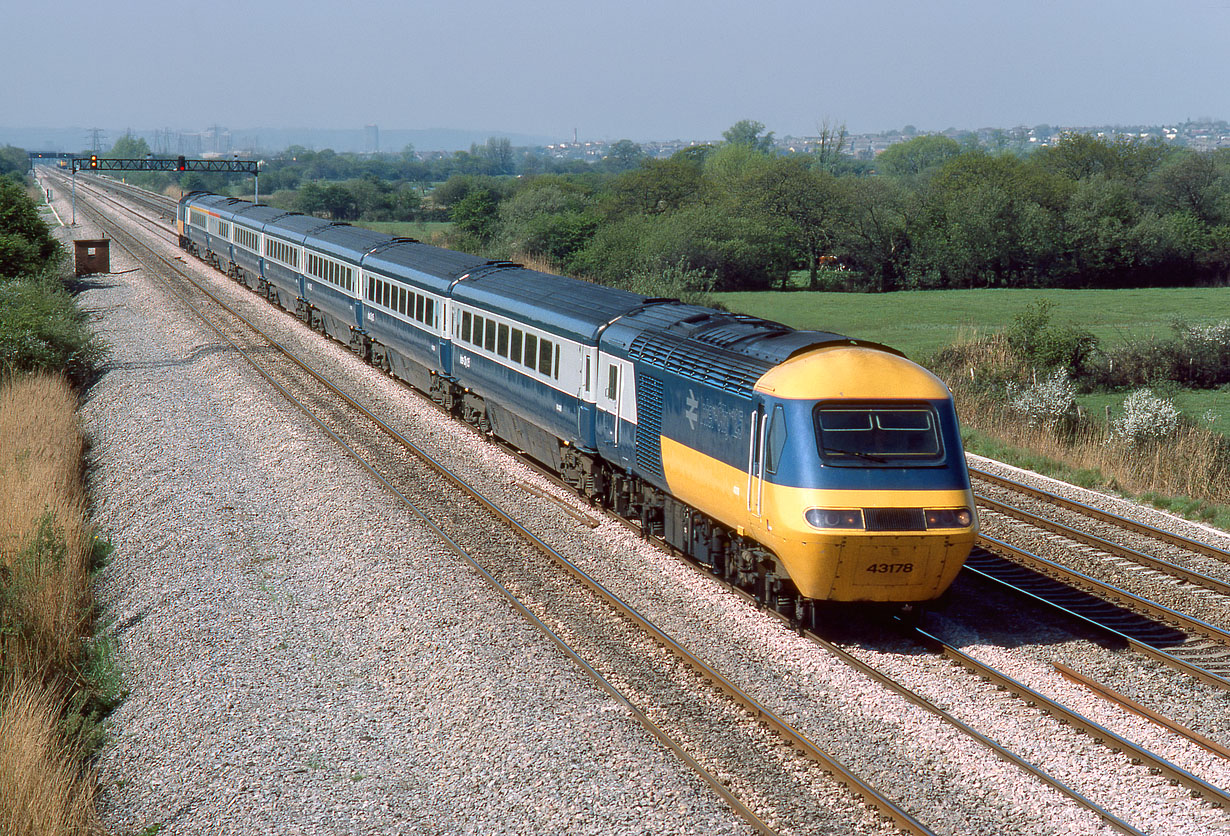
[178,191,977,625]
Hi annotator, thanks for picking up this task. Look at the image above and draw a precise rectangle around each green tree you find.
[744,157,846,288]
[812,119,849,173]
[0,176,60,277]
[875,135,961,179]
[1032,133,1170,184]
[602,139,645,172]
[0,146,29,178]
[107,133,152,159]
[451,189,500,242]
[1146,151,1229,224]
[835,176,913,292]
[320,183,359,220]
[721,120,775,153]
[480,137,515,175]
[603,158,703,217]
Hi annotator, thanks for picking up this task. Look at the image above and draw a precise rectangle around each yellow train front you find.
[600,306,976,613]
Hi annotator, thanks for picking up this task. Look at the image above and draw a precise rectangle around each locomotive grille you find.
[635,375,665,478]
[863,508,927,531]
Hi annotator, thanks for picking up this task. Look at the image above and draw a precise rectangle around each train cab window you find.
[497,324,509,357]
[606,365,618,401]
[523,334,538,370]
[765,405,788,474]
[814,405,943,466]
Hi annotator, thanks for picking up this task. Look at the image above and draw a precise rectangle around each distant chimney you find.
[573,127,578,144]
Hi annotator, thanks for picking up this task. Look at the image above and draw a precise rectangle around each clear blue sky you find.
[6,0,1227,143]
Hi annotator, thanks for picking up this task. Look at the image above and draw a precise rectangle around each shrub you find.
[1109,388,1181,447]
[0,276,104,386]
[1005,298,1098,374]
[1006,367,1079,434]
[1089,318,1230,389]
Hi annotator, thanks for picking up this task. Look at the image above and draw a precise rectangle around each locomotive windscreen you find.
[813,405,943,465]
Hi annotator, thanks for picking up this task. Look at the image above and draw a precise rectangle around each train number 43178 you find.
[865,563,914,574]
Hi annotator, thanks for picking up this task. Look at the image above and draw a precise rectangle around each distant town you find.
[538,120,1230,164]
[6,119,1230,161]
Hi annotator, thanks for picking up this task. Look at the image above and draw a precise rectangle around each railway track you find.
[66,175,1230,833]
[961,465,1230,689]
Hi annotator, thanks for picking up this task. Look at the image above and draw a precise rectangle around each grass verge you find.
[1,373,122,835]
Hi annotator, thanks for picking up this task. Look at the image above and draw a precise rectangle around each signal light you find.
[89,155,98,169]
[177,156,186,172]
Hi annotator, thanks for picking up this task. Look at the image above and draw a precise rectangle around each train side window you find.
[425,298,435,329]
[399,287,407,316]
[416,294,425,323]
[765,405,788,474]
[472,316,484,347]
[554,343,560,379]
[510,328,523,364]
[539,339,553,377]
[497,323,509,357]
[367,276,375,302]
[484,320,497,353]
[461,311,471,342]
[606,365,618,401]
[524,334,538,370]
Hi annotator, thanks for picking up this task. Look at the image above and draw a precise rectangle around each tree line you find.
[48,120,1230,293]
[436,124,1230,292]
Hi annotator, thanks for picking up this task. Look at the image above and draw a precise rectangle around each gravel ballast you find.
[57,192,749,835]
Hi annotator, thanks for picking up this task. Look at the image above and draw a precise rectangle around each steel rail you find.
[1052,663,1230,761]
[976,493,1230,596]
[908,629,1230,810]
[977,535,1230,646]
[73,181,929,836]
[966,546,1230,692]
[970,466,1230,564]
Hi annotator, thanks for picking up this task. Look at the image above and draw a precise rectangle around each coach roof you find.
[452,264,649,342]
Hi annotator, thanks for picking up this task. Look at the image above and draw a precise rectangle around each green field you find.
[717,286,1230,432]
[714,287,1230,361]
[355,220,453,239]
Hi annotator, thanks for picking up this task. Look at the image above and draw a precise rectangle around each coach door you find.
[746,403,768,518]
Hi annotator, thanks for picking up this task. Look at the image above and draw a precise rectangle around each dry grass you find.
[1,373,104,836]
[0,373,93,678]
[936,329,1230,519]
[0,675,99,836]
[954,385,1230,504]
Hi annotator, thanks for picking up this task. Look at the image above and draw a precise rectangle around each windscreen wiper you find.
[822,447,889,463]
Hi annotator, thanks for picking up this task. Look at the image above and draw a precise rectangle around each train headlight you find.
[804,508,864,530]
[924,508,974,529]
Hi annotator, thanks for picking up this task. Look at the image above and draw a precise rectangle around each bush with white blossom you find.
[1007,367,1078,430]
[1109,388,1181,447]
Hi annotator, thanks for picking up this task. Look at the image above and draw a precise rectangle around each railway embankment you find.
[1,176,115,836]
